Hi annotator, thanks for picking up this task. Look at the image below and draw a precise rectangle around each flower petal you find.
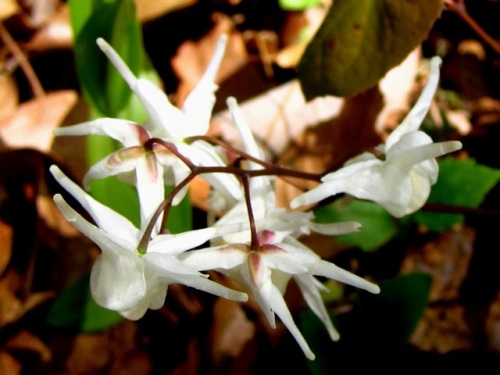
[295,274,340,341]
[149,227,217,256]
[50,166,139,243]
[311,260,380,294]
[182,35,227,137]
[83,147,144,190]
[53,194,135,253]
[135,152,165,233]
[179,245,247,271]
[308,221,361,236]
[268,283,315,360]
[90,250,146,313]
[386,56,442,147]
[54,118,148,147]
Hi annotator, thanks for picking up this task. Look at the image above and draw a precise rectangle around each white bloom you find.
[55,35,242,212]
[215,97,358,241]
[50,165,247,320]
[180,229,380,360]
[291,57,463,217]
[188,99,380,360]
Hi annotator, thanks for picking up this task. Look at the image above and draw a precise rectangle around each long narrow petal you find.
[390,140,462,170]
[308,221,361,236]
[290,181,340,209]
[227,96,264,165]
[179,246,247,271]
[50,166,139,243]
[54,119,148,147]
[182,35,227,137]
[135,153,165,233]
[262,250,313,274]
[386,56,442,147]
[269,284,316,360]
[53,194,134,253]
[187,142,243,205]
[175,273,248,302]
[149,227,217,256]
[96,38,183,139]
[83,148,143,190]
[311,260,380,294]
[134,79,184,139]
[97,38,138,87]
[145,252,207,276]
[54,194,147,312]
[295,274,340,341]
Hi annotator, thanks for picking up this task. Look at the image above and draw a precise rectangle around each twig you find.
[444,0,500,55]
[0,21,45,98]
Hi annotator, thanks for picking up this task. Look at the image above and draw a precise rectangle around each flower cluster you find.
[51,36,461,360]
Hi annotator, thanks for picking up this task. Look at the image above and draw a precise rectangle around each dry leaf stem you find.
[0,22,45,98]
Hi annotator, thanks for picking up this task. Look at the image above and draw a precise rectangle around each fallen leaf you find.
[0,0,19,21]
[4,329,51,362]
[400,226,476,302]
[213,79,344,156]
[134,0,196,22]
[0,220,12,275]
[172,14,248,107]
[24,3,73,52]
[28,0,60,27]
[410,304,474,353]
[0,90,77,152]
[0,72,19,124]
[0,350,21,375]
[0,270,22,327]
[210,298,255,361]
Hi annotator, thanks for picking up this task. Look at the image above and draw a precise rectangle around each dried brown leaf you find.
[486,290,500,353]
[0,0,20,21]
[28,0,60,27]
[5,329,51,362]
[0,73,19,124]
[0,270,22,327]
[172,14,247,107]
[0,220,12,275]
[0,90,77,152]
[0,350,21,375]
[170,337,200,375]
[135,0,196,22]
[210,298,255,361]
[58,320,150,375]
[411,304,475,353]
[400,226,475,302]
[24,4,72,52]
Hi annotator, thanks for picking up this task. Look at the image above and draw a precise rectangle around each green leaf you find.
[299,0,443,99]
[69,0,164,227]
[414,157,500,232]
[47,274,123,332]
[278,0,322,11]
[71,0,143,116]
[357,273,432,343]
[314,198,397,251]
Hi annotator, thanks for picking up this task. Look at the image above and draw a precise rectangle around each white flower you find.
[50,165,247,320]
[291,57,463,217]
[186,98,380,360]
[180,229,380,360]
[214,97,359,241]
[55,35,242,213]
